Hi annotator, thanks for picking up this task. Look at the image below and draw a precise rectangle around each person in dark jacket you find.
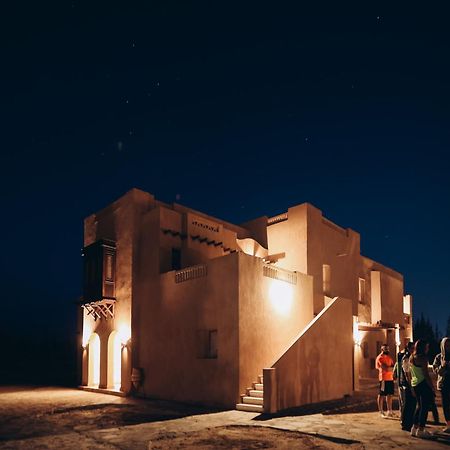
[396,342,416,431]
[433,337,450,433]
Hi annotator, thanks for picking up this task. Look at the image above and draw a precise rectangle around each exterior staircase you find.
[236,374,264,412]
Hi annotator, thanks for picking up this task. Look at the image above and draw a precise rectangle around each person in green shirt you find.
[409,339,436,440]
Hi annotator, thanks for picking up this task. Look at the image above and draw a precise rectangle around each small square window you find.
[197,330,218,359]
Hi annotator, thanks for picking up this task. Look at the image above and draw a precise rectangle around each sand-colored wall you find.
[363,256,404,325]
[380,272,404,324]
[267,205,308,275]
[81,189,155,391]
[357,328,387,379]
[306,209,361,316]
[135,253,240,408]
[80,188,411,406]
[269,296,353,411]
[267,204,361,316]
[238,253,314,397]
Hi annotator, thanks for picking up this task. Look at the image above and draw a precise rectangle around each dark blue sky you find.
[1,2,449,341]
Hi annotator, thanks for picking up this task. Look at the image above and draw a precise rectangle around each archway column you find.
[121,344,131,393]
[99,334,108,389]
[81,348,88,386]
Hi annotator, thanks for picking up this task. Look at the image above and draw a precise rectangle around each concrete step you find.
[253,383,263,390]
[242,396,263,406]
[246,389,263,398]
[236,403,263,413]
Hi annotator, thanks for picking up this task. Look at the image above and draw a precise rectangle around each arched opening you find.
[107,330,121,390]
[88,333,100,387]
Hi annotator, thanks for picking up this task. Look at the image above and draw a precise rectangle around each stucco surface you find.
[272,297,354,410]
[238,253,314,398]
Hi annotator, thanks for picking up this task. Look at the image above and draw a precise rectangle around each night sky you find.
[1,2,449,374]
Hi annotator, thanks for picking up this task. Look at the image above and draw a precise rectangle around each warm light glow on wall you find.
[236,238,268,258]
[118,323,131,346]
[395,324,401,347]
[82,325,92,348]
[403,295,411,315]
[353,316,362,345]
[268,279,293,315]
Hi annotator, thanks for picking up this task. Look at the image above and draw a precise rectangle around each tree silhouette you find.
[413,313,440,362]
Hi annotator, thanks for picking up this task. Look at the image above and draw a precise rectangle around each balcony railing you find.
[175,264,207,283]
[263,265,297,285]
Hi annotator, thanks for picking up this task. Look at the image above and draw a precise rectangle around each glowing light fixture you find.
[82,325,92,348]
[268,279,293,315]
[118,323,131,347]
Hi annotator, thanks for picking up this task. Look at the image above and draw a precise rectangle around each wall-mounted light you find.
[121,339,131,349]
[82,326,92,349]
[118,324,131,348]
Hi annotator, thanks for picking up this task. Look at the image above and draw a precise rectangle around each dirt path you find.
[0,386,448,449]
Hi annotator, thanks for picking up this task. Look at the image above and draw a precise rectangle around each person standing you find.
[409,339,435,439]
[376,344,395,418]
[433,337,450,433]
[397,342,416,431]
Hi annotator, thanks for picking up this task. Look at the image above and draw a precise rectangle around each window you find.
[358,278,366,303]
[105,253,114,281]
[322,264,331,296]
[171,248,181,271]
[197,329,218,359]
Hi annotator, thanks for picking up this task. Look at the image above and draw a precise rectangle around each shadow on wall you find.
[305,343,320,404]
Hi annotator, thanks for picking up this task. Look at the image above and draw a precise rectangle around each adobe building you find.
[78,188,413,413]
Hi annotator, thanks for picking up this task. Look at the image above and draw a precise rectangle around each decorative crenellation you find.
[263,265,297,284]
[268,213,288,225]
[175,264,207,283]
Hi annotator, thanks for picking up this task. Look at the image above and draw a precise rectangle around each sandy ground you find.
[0,386,449,449]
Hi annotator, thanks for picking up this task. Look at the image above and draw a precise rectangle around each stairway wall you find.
[271,296,353,411]
[238,253,314,399]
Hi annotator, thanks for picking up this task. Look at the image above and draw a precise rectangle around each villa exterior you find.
[78,188,413,412]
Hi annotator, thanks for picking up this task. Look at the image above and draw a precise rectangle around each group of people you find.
[375,337,450,440]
